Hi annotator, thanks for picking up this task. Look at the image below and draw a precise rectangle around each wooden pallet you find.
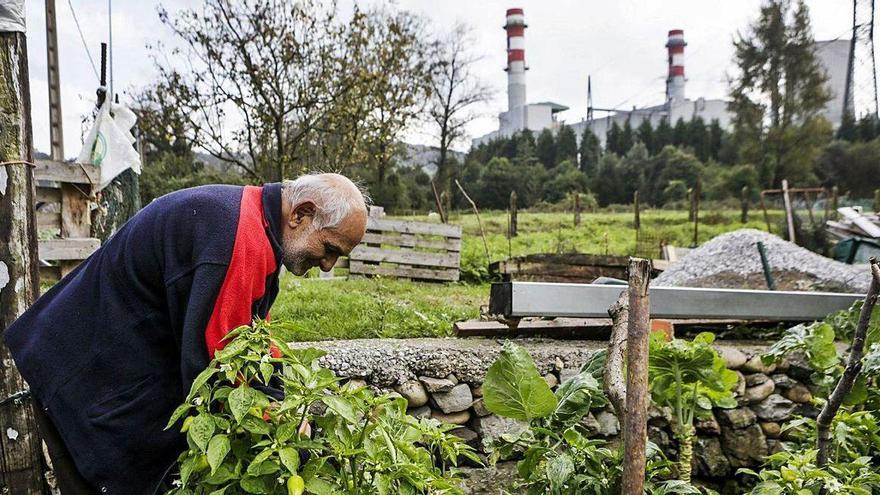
[34,160,101,281]
[348,218,462,282]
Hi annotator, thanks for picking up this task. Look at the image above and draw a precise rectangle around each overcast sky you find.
[25,1,853,158]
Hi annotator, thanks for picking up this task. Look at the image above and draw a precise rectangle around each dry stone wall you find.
[291,337,817,483]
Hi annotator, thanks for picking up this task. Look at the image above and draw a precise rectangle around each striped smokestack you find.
[505,8,527,112]
[666,29,686,102]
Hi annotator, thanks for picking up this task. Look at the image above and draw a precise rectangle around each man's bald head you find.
[279,174,370,275]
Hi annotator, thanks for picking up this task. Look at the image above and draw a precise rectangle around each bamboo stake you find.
[782,179,796,244]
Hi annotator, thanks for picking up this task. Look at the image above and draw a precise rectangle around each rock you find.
[775,358,790,372]
[745,373,771,387]
[770,373,797,390]
[432,409,471,425]
[447,374,459,385]
[471,398,492,417]
[408,405,432,419]
[742,355,776,374]
[420,376,456,393]
[450,427,480,448]
[717,346,747,370]
[543,373,559,389]
[648,426,673,453]
[471,384,484,398]
[432,384,473,413]
[595,411,620,436]
[760,422,781,439]
[782,384,813,404]
[695,414,721,436]
[648,404,673,427]
[721,424,768,467]
[471,415,527,446]
[744,379,775,403]
[345,378,368,390]
[753,394,797,422]
[733,371,747,397]
[785,352,814,382]
[693,437,731,478]
[394,380,428,407]
[767,439,785,455]
[717,408,757,429]
[559,367,579,384]
[459,462,523,495]
[582,413,601,435]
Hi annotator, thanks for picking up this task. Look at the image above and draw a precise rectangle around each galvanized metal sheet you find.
[491,282,864,321]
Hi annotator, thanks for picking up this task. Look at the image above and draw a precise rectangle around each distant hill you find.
[396,143,465,177]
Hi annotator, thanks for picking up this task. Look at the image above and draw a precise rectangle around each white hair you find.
[281,173,370,230]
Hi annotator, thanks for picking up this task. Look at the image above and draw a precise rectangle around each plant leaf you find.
[207,434,230,475]
[229,386,254,423]
[189,413,215,452]
[483,342,558,421]
[279,447,300,474]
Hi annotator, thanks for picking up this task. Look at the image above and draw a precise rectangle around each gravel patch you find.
[654,229,870,293]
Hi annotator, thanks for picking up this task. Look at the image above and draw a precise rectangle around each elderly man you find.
[3,174,368,494]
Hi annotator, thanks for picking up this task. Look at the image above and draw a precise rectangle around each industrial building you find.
[473,8,851,148]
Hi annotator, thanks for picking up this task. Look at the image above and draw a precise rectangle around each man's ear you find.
[289,201,317,228]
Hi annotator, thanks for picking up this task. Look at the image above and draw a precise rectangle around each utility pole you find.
[0,6,50,492]
[45,0,63,160]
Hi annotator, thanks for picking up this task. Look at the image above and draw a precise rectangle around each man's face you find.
[281,203,367,276]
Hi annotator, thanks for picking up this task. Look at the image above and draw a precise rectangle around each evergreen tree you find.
[637,119,655,154]
[836,112,857,141]
[672,118,688,147]
[686,117,710,161]
[515,129,536,160]
[535,128,557,168]
[606,120,622,155]
[708,119,724,161]
[578,128,602,176]
[556,125,578,164]
[654,118,673,152]
[729,0,832,187]
[619,119,635,155]
[857,114,878,141]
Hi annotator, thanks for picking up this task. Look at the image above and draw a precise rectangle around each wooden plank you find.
[349,260,459,281]
[38,238,100,261]
[839,207,880,238]
[349,245,460,268]
[360,232,461,252]
[36,186,61,204]
[34,160,99,184]
[37,211,61,232]
[367,218,461,238]
[61,183,91,237]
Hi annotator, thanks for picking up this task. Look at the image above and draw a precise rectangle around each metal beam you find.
[489,282,864,321]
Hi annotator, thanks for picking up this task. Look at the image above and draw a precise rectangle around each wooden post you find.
[686,188,693,221]
[874,189,879,213]
[692,179,701,247]
[431,180,447,224]
[574,193,581,227]
[740,186,749,223]
[760,191,772,233]
[782,179,796,244]
[509,191,517,238]
[0,22,50,493]
[831,186,839,221]
[621,258,652,495]
[45,0,64,161]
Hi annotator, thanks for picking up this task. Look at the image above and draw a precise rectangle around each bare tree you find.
[152,0,432,182]
[428,23,492,193]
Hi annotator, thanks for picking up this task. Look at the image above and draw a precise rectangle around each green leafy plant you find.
[482,343,708,494]
[777,410,880,465]
[165,319,478,494]
[648,332,738,483]
[738,449,880,495]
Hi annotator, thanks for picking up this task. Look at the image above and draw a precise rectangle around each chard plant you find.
[482,342,708,495]
[165,319,478,495]
[648,332,738,484]
[738,449,880,495]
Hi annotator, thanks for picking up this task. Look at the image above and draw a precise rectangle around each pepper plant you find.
[648,332,738,484]
[165,319,478,494]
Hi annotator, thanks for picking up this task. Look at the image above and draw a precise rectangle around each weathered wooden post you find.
[687,187,693,221]
[0,10,50,491]
[781,179,796,244]
[621,258,652,495]
[509,190,518,238]
[740,186,750,223]
[573,193,581,227]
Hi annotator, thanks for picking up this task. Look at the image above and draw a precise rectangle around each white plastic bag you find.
[77,100,141,191]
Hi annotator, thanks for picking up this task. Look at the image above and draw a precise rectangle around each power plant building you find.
[473,9,851,149]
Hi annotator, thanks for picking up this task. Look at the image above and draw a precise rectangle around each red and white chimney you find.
[666,29,686,102]
[505,8,527,112]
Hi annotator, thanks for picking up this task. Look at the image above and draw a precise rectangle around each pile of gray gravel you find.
[654,229,870,293]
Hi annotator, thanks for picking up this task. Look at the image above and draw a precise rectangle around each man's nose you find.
[319,255,338,272]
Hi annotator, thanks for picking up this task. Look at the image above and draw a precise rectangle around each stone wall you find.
[291,338,815,484]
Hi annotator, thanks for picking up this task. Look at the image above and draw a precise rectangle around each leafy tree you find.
[428,22,492,197]
[686,117,710,161]
[556,125,578,165]
[606,121,622,155]
[837,112,858,141]
[672,118,688,147]
[636,119,655,154]
[714,164,760,200]
[544,161,589,203]
[594,154,625,206]
[729,0,832,187]
[654,118,673,153]
[857,115,879,142]
[816,140,880,198]
[708,119,725,161]
[536,129,557,169]
[618,120,635,155]
[578,128,602,176]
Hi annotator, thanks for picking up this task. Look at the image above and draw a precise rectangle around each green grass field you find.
[271,208,784,341]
